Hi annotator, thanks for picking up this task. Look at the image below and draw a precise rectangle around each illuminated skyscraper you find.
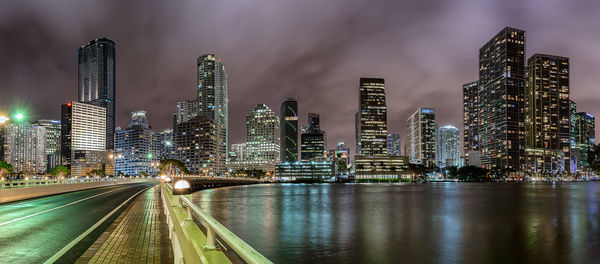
[571,111,595,169]
[280,98,298,162]
[406,108,437,167]
[197,54,228,160]
[437,125,460,168]
[462,80,479,165]
[300,113,326,161]
[35,120,61,171]
[176,116,225,175]
[357,78,387,156]
[245,104,280,169]
[78,37,116,150]
[3,122,46,173]
[387,133,401,156]
[478,27,526,171]
[525,54,570,173]
[114,111,161,176]
[159,129,175,160]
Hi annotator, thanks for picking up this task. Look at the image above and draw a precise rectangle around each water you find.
[191,182,600,264]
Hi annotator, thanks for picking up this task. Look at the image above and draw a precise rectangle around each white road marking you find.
[0,187,128,228]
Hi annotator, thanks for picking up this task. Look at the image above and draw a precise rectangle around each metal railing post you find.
[204,225,217,250]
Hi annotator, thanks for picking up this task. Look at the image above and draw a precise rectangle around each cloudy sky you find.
[2,0,600,152]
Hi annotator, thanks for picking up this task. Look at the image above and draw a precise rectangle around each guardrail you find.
[161,182,272,264]
[0,177,153,190]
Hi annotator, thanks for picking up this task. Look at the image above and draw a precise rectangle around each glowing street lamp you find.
[0,116,8,124]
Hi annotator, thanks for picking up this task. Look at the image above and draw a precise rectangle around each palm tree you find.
[49,166,70,179]
[159,159,191,176]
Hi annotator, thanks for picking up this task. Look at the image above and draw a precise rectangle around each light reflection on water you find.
[192,182,600,264]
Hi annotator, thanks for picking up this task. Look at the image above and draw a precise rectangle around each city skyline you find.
[2,1,600,153]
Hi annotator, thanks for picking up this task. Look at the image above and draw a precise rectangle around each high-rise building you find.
[336,142,351,165]
[61,102,106,177]
[357,78,387,156]
[229,143,247,162]
[571,112,595,169]
[159,129,175,160]
[437,125,460,168]
[174,100,198,125]
[245,104,280,170]
[478,27,526,171]
[525,54,570,173]
[406,108,437,167]
[176,116,225,175]
[301,113,326,161]
[78,37,116,150]
[387,133,401,156]
[196,54,228,161]
[35,120,61,171]
[3,122,46,174]
[462,80,479,164]
[280,98,298,162]
[114,111,161,176]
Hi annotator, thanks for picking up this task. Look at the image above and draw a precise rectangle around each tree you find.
[0,161,14,179]
[159,159,191,176]
[586,144,600,175]
[336,160,348,174]
[49,166,70,179]
[140,171,149,177]
[457,165,488,181]
[88,169,105,177]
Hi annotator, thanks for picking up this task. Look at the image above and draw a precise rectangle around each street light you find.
[0,116,8,124]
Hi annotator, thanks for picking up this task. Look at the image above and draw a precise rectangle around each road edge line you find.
[42,186,151,264]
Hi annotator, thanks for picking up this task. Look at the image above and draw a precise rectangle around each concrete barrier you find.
[0,180,149,204]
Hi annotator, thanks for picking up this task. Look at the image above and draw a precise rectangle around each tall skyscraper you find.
[35,120,61,171]
[159,129,175,160]
[3,122,46,173]
[571,112,595,169]
[78,37,116,150]
[387,133,401,156]
[114,111,161,176]
[245,104,280,166]
[437,125,460,168]
[197,54,228,160]
[462,80,479,164]
[357,78,387,156]
[300,113,326,161]
[525,54,570,172]
[406,108,437,167]
[61,102,106,177]
[479,27,526,171]
[176,116,225,175]
[280,98,298,162]
[174,100,199,125]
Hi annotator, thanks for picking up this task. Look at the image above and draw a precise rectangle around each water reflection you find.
[191,183,600,264]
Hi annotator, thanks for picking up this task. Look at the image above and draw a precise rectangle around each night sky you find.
[2,0,600,152]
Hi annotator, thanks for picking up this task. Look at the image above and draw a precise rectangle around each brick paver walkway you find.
[76,186,173,263]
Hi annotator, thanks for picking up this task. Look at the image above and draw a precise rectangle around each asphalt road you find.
[0,182,155,264]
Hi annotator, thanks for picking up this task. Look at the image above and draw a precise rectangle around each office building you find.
[357,78,387,156]
[243,104,280,172]
[406,108,437,167]
[525,54,570,173]
[174,100,198,125]
[61,102,106,177]
[229,143,247,162]
[437,125,460,168]
[78,37,116,150]
[114,111,161,176]
[35,120,61,171]
[354,156,411,180]
[159,129,176,160]
[3,122,46,174]
[275,161,334,181]
[478,27,526,171]
[300,113,326,161]
[387,133,401,156]
[176,115,225,175]
[571,112,595,169]
[280,98,298,162]
[462,80,479,165]
[196,54,228,161]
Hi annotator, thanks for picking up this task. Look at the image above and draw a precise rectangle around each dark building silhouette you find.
[280,98,298,162]
[301,113,325,161]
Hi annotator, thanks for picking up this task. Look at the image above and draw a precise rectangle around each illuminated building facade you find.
[3,122,46,174]
[357,78,387,156]
[35,120,61,171]
[61,102,106,177]
[406,108,436,167]
[197,54,228,161]
[462,80,479,165]
[275,161,334,181]
[159,129,176,159]
[280,98,298,162]
[437,125,460,168]
[78,37,116,150]
[571,112,595,169]
[176,115,225,175]
[478,27,526,171]
[387,133,401,156]
[114,111,161,176]
[244,104,280,171]
[300,113,326,161]
[354,156,410,180]
[525,54,570,173]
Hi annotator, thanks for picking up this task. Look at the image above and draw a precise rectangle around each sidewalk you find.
[76,186,173,263]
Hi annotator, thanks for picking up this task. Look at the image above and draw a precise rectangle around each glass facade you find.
[437,125,460,168]
[357,78,387,156]
[114,111,161,176]
[280,98,298,162]
[406,108,437,167]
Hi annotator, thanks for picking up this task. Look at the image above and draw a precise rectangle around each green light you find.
[147,153,153,159]
[15,113,23,120]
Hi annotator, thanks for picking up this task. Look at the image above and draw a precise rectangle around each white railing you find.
[162,182,272,264]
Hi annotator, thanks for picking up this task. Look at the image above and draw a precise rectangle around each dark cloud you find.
[1,0,600,153]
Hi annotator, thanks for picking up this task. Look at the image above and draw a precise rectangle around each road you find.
[0,182,155,264]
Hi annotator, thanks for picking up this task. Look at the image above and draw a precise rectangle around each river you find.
[191,182,600,264]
